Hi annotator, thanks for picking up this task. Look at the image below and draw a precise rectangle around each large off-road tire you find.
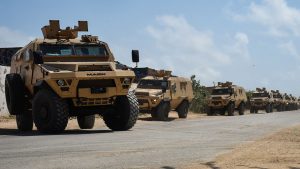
[155,101,171,121]
[270,104,274,113]
[103,91,139,131]
[33,89,69,133]
[227,102,235,116]
[16,112,33,131]
[238,102,245,115]
[176,100,189,118]
[5,74,25,115]
[207,107,214,116]
[250,106,255,113]
[77,115,95,129]
[151,109,158,119]
[266,104,271,113]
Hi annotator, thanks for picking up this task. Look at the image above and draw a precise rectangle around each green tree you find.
[189,75,210,113]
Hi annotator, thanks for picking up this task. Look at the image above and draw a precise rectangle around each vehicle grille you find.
[78,79,116,88]
[138,99,149,104]
[78,65,112,71]
[73,98,114,106]
[135,92,149,96]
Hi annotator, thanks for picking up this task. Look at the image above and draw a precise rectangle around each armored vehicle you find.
[250,88,274,113]
[207,82,247,116]
[134,68,194,121]
[271,90,284,112]
[1,20,139,133]
[282,94,298,111]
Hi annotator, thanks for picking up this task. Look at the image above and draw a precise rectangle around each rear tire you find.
[77,115,95,129]
[155,101,170,121]
[227,102,235,116]
[33,89,69,133]
[266,104,271,113]
[103,91,139,131]
[270,104,274,113]
[177,100,189,118]
[238,103,245,115]
[16,112,33,131]
[5,74,25,115]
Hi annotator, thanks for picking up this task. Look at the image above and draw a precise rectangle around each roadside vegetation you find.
[189,75,210,113]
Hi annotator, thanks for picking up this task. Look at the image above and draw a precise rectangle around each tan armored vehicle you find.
[1,20,139,133]
[134,68,194,121]
[250,88,274,113]
[207,82,247,116]
[282,94,298,111]
[271,90,284,112]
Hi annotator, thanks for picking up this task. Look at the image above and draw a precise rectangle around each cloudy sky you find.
[1,0,300,95]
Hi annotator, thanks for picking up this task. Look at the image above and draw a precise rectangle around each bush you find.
[189,75,210,113]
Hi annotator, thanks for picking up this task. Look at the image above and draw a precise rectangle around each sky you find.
[1,0,300,95]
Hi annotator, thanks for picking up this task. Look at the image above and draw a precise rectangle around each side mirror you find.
[33,51,44,64]
[161,81,168,93]
[132,50,139,67]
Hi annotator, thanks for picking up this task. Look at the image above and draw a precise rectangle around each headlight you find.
[122,78,131,85]
[57,80,66,86]
[151,98,158,104]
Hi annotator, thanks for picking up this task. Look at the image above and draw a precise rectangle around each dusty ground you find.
[186,125,300,169]
[0,111,205,130]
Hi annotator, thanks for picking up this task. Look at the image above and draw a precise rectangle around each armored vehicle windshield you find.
[273,94,282,99]
[252,93,269,97]
[137,79,168,89]
[211,88,232,95]
[40,44,108,57]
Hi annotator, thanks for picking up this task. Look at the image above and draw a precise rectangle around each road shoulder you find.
[185,125,300,169]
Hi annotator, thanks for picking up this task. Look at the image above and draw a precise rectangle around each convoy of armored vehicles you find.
[0,20,299,133]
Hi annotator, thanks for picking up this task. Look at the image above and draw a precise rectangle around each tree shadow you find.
[0,128,113,136]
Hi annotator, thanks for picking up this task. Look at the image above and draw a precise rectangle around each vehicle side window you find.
[24,49,32,62]
[180,82,187,91]
[171,83,177,93]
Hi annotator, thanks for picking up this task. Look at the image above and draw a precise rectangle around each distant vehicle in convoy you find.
[283,94,298,111]
[271,90,285,112]
[250,88,274,113]
[133,68,194,121]
[207,82,247,116]
[1,20,139,133]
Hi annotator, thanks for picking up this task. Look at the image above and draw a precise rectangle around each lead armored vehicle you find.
[207,82,247,116]
[2,20,139,133]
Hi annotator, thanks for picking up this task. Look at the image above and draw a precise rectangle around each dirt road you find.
[0,111,300,169]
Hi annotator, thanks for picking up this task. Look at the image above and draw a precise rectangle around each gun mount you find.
[42,20,88,39]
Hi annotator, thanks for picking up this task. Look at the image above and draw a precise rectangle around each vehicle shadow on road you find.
[0,128,113,136]
[138,117,177,122]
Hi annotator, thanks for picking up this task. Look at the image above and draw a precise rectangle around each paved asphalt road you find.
[1,111,300,169]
